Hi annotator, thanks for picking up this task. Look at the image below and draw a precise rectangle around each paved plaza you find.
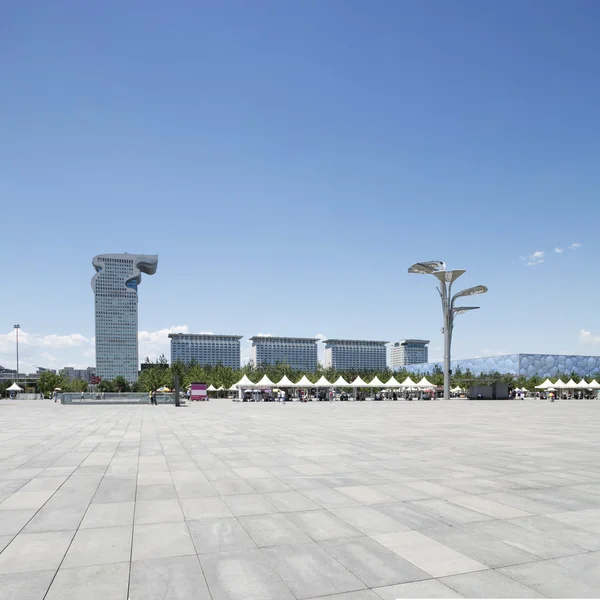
[0,399,600,599]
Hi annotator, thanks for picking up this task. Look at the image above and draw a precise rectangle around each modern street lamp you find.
[13,325,20,386]
[408,262,487,400]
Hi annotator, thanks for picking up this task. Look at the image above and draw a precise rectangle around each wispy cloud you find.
[520,250,544,266]
[569,242,583,250]
[579,329,600,345]
[554,247,564,254]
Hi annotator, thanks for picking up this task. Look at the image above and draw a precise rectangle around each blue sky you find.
[1,0,600,372]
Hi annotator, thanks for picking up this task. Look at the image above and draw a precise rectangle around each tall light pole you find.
[14,325,20,386]
[408,262,487,400]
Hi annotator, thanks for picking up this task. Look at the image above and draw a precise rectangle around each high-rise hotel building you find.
[169,333,242,369]
[323,339,388,371]
[249,336,318,372]
[390,339,429,369]
[91,253,158,382]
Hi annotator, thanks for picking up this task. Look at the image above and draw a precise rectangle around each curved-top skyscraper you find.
[91,253,158,383]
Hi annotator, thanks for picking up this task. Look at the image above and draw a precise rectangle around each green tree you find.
[38,371,64,395]
[98,379,115,392]
[112,376,130,392]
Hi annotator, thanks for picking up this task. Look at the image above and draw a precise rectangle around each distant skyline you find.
[2,1,600,373]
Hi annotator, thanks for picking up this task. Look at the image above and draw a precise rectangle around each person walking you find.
[151,390,157,405]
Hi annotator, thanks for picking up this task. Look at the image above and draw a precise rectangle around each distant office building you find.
[411,353,600,379]
[91,253,158,383]
[249,336,318,372]
[169,334,242,369]
[0,366,55,382]
[323,339,388,371]
[62,367,96,382]
[390,339,429,369]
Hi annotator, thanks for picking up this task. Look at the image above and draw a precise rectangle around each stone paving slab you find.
[1,399,600,598]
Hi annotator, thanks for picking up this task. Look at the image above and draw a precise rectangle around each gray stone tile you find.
[409,499,493,526]
[331,505,411,535]
[303,487,361,508]
[508,514,600,551]
[174,481,219,498]
[188,518,256,554]
[440,569,545,598]
[129,555,211,600]
[500,561,600,597]
[547,508,600,533]
[200,548,295,600]
[552,551,600,585]
[421,524,540,568]
[93,477,136,503]
[322,536,430,588]
[134,499,184,524]
[262,542,366,599]
[335,486,396,505]
[132,521,195,561]
[23,503,88,533]
[212,479,256,496]
[45,562,129,600]
[136,483,178,501]
[0,489,55,510]
[180,496,233,520]
[374,580,463,599]
[62,526,132,568]
[263,490,320,512]
[373,531,487,578]
[0,509,36,535]
[287,509,363,541]
[248,477,291,493]
[80,501,134,529]
[0,570,55,600]
[223,493,278,517]
[375,502,447,530]
[19,477,67,492]
[308,592,380,600]
[239,513,312,547]
[0,530,74,573]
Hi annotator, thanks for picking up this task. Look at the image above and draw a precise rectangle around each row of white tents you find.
[535,378,600,390]
[227,374,439,391]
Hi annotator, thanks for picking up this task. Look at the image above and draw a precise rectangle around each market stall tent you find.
[276,375,296,387]
[296,375,314,387]
[6,383,23,392]
[368,376,385,387]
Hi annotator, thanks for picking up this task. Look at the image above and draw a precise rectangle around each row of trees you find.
[4,356,598,397]
[131,356,600,393]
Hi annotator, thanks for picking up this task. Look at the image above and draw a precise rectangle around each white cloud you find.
[520,250,544,266]
[569,242,583,250]
[138,325,189,361]
[555,247,564,254]
[579,329,600,345]
[315,333,326,341]
[0,325,190,373]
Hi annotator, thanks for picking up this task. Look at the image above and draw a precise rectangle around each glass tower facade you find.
[91,254,158,383]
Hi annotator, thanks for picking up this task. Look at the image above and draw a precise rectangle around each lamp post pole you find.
[408,263,487,400]
[14,325,20,386]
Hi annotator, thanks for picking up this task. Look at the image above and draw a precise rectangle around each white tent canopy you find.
[6,383,23,392]
[228,384,238,391]
[451,386,463,392]
[207,384,217,391]
[277,375,296,387]
[535,379,553,390]
[314,376,332,387]
[553,379,567,389]
[256,375,276,387]
[588,379,600,389]
[416,377,435,388]
[350,376,368,388]
[368,376,385,387]
[401,377,417,388]
[576,379,589,388]
[332,376,351,387]
[385,376,401,388]
[235,374,256,388]
[566,379,578,388]
[217,386,225,391]
[296,375,314,387]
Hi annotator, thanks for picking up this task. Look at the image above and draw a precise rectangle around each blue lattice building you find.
[410,354,600,378]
